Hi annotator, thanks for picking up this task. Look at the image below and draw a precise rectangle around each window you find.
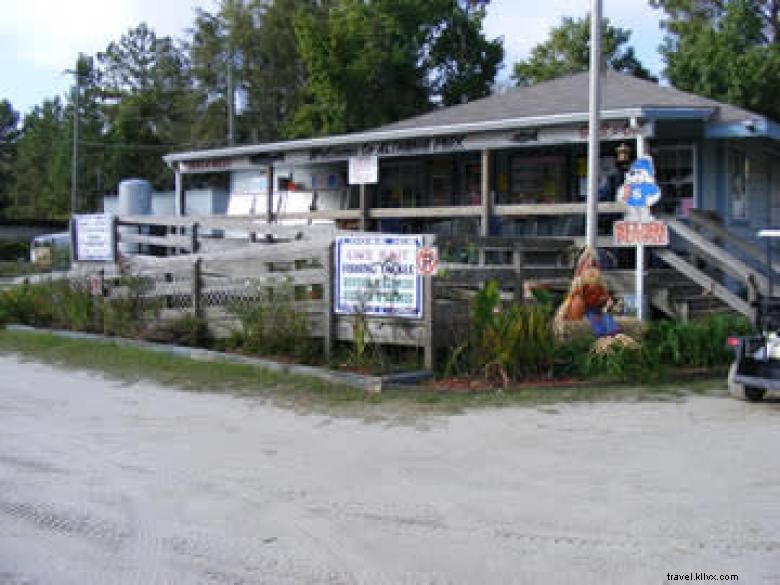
[653,145,696,217]
[378,160,426,208]
[509,154,566,203]
[728,149,748,220]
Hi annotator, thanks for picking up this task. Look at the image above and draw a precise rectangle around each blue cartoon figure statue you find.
[619,156,661,222]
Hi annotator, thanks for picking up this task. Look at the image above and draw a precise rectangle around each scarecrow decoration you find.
[555,247,620,338]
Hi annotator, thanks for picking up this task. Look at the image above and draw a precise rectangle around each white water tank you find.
[117,179,152,254]
[117,179,152,216]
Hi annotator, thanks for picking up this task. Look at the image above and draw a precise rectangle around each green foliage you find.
[0,99,20,214]
[228,282,314,361]
[653,0,780,121]
[645,313,753,369]
[580,342,652,382]
[142,312,213,347]
[289,0,503,137]
[0,282,57,327]
[468,280,556,384]
[0,241,29,262]
[513,16,655,86]
[100,274,159,338]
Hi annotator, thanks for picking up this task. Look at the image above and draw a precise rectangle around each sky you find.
[0,0,667,118]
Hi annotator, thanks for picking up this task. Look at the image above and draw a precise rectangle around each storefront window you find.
[463,159,482,205]
[509,154,566,203]
[428,158,454,206]
[654,145,696,216]
[377,160,426,208]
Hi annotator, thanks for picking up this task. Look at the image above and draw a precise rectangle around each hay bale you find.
[553,316,647,341]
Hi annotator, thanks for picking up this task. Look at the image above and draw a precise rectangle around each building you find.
[161,71,779,246]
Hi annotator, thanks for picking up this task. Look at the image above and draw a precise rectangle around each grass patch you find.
[0,329,729,419]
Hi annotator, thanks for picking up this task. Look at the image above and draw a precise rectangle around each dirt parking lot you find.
[0,354,778,584]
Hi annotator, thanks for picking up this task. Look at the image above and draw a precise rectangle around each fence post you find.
[513,242,525,302]
[323,243,334,361]
[191,222,200,254]
[192,257,202,318]
[111,216,120,263]
[424,271,435,372]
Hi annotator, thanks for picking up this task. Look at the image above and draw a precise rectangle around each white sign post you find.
[334,234,423,319]
[613,156,668,320]
[74,213,115,262]
[349,156,378,231]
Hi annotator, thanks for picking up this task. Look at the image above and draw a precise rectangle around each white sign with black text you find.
[74,213,114,262]
[348,155,378,185]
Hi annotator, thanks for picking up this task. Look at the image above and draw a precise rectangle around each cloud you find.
[484,0,665,75]
[2,0,207,73]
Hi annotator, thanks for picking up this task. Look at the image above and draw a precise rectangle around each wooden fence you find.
[74,212,761,372]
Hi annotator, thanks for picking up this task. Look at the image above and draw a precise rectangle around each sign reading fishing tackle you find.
[334,235,423,318]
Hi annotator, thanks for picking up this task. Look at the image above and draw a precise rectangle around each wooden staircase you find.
[647,211,777,322]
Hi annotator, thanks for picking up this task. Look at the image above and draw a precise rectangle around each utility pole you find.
[227,48,235,145]
[585,0,602,250]
[70,55,82,215]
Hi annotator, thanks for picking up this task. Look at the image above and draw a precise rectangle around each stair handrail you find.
[664,217,769,298]
[687,209,780,278]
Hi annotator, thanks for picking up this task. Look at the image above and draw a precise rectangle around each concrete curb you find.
[5,325,429,393]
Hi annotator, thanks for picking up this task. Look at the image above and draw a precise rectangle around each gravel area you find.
[0,355,778,584]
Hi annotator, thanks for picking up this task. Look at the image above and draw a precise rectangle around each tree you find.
[651,0,780,120]
[9,98,69,218]
[0,100,20,215]
[423,0,504,106]
[512,16,655,86]
[290,0,504,137]
[96,23,197,190]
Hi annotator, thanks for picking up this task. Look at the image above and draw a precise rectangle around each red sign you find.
[613,221,669,246]
[416,246,439,276]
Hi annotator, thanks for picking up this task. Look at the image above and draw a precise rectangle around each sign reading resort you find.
[73,213,115,262]
[334,235,423,318]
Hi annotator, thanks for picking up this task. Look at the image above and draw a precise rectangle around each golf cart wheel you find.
[744,387,766,402]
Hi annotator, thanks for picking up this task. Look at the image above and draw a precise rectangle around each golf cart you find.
[728,229,780,402]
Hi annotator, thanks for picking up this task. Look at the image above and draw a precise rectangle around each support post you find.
[359,184,367,232]
[513,243,525,302]
[323,243,334,361]
[636,243,645,320]
[192,257,202,318]
[635,127,648,321]
[111,216,119,263]
[267,166,275,225]
[423,235,435,372]
[191,222,200,254]
[480,149,491,237]
[585,0,602,250]
[174,168,183,217]
[424,272,435,372]
[479,149,491,266]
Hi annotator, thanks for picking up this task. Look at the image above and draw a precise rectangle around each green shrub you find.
[100,274,159,338]
[228,281,314,360]
[51,279,95,332]
[0,241,29,262]
[468,281,556,384]
[645,314,752,369]
[0,281,57,326]
[141,312,213,347]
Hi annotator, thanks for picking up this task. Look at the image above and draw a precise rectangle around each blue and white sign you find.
[334,235,423,318]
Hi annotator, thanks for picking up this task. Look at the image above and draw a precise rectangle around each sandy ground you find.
[0,355,779,585]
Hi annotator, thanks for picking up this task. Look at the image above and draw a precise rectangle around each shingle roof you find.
[375,70,758,132]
